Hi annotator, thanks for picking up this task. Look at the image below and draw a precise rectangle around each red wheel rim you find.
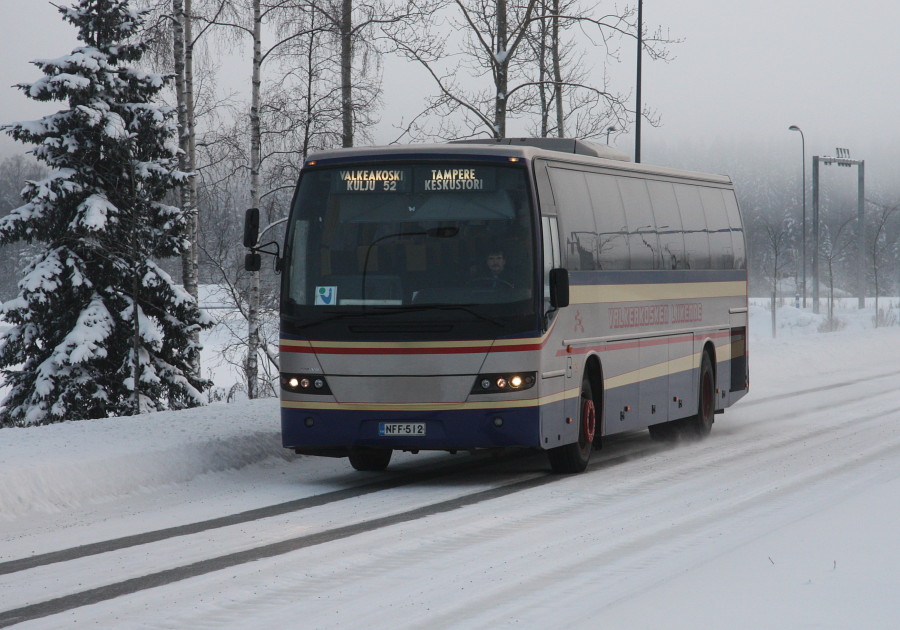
[582,397,596,443]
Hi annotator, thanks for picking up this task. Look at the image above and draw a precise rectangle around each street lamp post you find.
[606,126,616,144]
[635,0,642,163]
[788,125,806,308]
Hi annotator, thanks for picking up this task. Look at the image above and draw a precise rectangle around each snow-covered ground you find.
[1,300,899,629]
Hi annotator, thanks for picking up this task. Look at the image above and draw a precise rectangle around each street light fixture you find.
[788,125,806,308]
[606,126,616,144]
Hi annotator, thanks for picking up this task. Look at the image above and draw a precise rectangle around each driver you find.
[474,248,515,288]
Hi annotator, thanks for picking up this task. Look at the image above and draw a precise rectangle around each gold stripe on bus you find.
[281,388,580,412]
[605,343,731,390]
[570,281,747,305]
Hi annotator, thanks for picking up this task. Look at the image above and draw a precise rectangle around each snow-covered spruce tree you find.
[0,0,211,426]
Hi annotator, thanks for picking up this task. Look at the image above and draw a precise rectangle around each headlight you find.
[281,373,331,395]
[470,372,536,394]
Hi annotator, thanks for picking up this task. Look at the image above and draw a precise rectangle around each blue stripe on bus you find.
[282,402,555,451]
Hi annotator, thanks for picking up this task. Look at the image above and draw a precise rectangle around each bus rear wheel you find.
[682,352,715,439]
[547,375,596,474]
[348,447,393,471]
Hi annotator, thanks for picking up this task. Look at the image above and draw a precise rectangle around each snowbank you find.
[0,398,286,520]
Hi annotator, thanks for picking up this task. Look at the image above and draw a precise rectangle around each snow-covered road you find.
[2,306,899,629]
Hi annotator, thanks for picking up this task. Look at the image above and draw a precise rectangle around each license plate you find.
[379,422,426,436]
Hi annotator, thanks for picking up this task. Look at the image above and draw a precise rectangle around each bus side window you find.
[586,173,630,270]
[548,167,597,271]
[675,184,711,269]
[618,177,659,270]
[542,216,560,302]
[699,187,733,269]
[647,181,686,270]
[723,191,747,270]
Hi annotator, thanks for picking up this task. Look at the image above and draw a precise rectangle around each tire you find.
[682,351,715,439]
[348,447,393,471]
[547,375,596,474]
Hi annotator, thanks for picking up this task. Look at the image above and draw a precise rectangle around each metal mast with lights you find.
[811,148,866,312]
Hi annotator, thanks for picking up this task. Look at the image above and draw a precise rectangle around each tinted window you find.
[548,167,597,270]
[542,216,561,302]
[286,163,535,307]
[618,177,659,269]
[699,187,733,269]
[723,191,746,270]
[585,173,630,270]
[647,181,686,269]
[674,184,711,269]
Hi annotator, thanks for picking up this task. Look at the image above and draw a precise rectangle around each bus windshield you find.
[282,161,538,337]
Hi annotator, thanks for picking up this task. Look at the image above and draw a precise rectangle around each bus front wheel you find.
[547,375,596,474]
[348,447,393,471]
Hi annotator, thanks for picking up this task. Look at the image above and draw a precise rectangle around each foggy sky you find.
[2,0,898,198]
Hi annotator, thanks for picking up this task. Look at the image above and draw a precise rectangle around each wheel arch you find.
[702,339,717,372]
[702,339,721,411]
[583,353,605,436]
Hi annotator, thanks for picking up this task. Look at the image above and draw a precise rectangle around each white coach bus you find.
[244,138,749,473]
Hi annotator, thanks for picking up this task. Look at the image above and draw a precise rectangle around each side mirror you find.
[549,268,569,308]
[245,252,262,272]
[243,208,260,248]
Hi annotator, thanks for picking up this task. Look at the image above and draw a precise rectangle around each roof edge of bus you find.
[448,137,632,162]
[303,139,734,186]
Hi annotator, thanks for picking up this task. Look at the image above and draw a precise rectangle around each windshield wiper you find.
[293,304,504,329]
[292,308,401,330]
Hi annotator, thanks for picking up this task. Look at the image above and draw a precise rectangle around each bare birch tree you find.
[755,212,795,337]
[820,212,854,328]
[387,0,539,140]
[387,0,676,141]
[867,200,899,326]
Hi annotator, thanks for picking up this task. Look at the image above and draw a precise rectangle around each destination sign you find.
[334,168,410,193]
[423,168,485,191]
[332,165,496,194]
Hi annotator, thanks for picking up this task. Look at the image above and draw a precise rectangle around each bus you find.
[243,138,749,473]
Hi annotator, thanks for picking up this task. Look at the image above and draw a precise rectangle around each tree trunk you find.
[494,0,508,139]
[552,0,564,137]
[184,0,198,306]
[133,261,142,415]
[536,1,548,136]
[341,0,353,147]
[174,0,200,377]
[247,0,262,400]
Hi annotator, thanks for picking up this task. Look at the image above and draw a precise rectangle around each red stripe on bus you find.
[280,343,545,355]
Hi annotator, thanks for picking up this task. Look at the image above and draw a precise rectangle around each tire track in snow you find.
[0,449,532,576]
[740,367,900,408]
[0,444,665,629]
